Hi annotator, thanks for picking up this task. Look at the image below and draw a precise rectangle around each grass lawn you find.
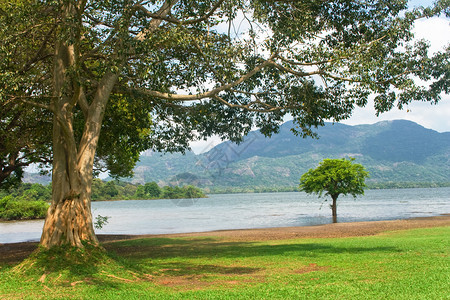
[0,227,448,299]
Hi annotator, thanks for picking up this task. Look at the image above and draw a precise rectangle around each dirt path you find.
[1,215,449,265]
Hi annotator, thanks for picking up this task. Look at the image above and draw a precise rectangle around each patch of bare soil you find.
[294,263,328,274]
[1,215,449,265]
[131,214,450,242]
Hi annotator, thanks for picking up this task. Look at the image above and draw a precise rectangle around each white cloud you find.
[342,95,450,133]
[343,16,450,133]
[413,17,449,54]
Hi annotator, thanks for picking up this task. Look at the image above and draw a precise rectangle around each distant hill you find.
[24,120,450,190]
[127,120,450,190]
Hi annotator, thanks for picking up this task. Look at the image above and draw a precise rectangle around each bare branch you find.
[229,89,282,97]
[84,13,115,29]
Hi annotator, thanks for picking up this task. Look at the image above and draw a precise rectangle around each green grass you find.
[1,227,449,299]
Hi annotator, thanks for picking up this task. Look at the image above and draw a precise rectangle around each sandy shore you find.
[98,214,450,242]
[1,214,449,264]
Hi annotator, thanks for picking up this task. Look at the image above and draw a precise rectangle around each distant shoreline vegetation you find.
[0,181,206,221]
[1,181,449,220]
[206,182,450,194]
[366,182,450,190]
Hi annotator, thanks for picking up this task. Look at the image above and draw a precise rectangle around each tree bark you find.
[40,111,98,247]
[331,195,338,223]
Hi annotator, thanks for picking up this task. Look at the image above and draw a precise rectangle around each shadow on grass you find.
[100,236,399,279]
[2,236,398,289]
[104,237,398,260]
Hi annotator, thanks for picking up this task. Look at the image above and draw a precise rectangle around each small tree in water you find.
[300,158,369,223]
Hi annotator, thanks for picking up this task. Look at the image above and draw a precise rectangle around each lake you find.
[1,187,449,244]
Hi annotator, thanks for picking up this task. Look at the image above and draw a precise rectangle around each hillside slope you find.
[128,120,450,189]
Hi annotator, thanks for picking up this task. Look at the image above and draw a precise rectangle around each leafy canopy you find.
[300,158,369,200]
[0,0,449,185]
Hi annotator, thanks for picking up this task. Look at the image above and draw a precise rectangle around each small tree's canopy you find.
[0,0,449,183]
[299,158,369,200]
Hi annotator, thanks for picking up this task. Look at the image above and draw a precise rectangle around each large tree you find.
[0,0,448,248]
[299,158,369,223]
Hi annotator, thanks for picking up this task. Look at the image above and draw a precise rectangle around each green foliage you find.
[94,215,110,230]
[0,0,53,190]
[160,186,183,199]
[135,181,162,199]
[182,185,207,198]
[91,179,138,201]
[0,195,48,220]
[0,182,51,220]
[300,158,369,200]
[0,183,52,202]
[0,180,206,220]
[160,185,205,200]
[92,180,206,200]
[99,181,119,198]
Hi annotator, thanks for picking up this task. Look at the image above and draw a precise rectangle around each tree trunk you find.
[331,195,338,223]
[40,95,99,248]
[40,173,98,248]
[39,37,118,248]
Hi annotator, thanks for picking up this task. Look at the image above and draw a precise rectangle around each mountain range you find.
[128,119,450,191]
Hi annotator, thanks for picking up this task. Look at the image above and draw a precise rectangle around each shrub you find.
[0,195,49,220]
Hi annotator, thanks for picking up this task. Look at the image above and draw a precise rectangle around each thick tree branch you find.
[277,55,349,67]
[75,85,89,118]
[13,96,54,112]
[135,0,225,26]
[212,95,284,113]
[20,24,57,74]
[135,0,178,40]
[136,57,274,101]
[268,60,322,77]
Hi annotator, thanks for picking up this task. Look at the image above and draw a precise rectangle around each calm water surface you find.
[1,187,449,244]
